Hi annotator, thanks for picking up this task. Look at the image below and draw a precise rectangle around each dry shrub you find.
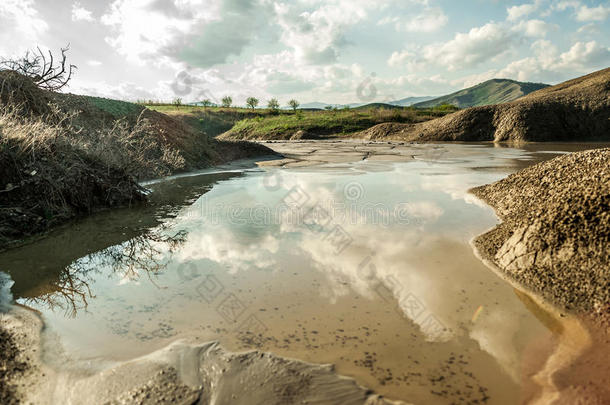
[84,110,186,179]
[0,103,151,247]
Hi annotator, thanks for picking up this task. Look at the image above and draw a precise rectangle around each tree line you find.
[169,96,301,112]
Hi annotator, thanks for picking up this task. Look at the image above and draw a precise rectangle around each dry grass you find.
[0,104,186,180]
[0,103,158,248]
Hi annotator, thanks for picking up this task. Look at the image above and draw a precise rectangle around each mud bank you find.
[470,148,609,314]
[470,148,610,404]
[0,307,400,405]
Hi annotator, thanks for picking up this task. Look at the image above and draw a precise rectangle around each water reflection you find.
[21,228,187,317]
[1,143,601,404]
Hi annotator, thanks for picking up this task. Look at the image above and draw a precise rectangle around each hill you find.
[359,68,610,143]
[413,78,549,108]
[387,96,434,107]
[0,71,272,249]
[218,107,454,141]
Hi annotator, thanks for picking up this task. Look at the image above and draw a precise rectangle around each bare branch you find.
[0,44,77,91]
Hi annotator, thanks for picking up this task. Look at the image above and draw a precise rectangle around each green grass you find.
[218,107,456,140]
[145,105,293,137]
[86,96,143,119]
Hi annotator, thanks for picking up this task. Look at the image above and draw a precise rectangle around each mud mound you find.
[471,148,610,313]
[0,70,52,116]
[360,68,610,142]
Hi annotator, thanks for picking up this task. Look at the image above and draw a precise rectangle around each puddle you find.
[1,142,607,404]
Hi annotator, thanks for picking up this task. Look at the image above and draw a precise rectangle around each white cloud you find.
[577,22,599,34]
[575,4,610,21]
[274,1,377,65]
[554,1,610,22]
[556,40,610,68]
[387,50,415,67]
[380,7,448,32]
[101,0,267,68]
[506,3,537,21]
[421,23,514,71]
[512,19,557,37]
[471,39,610,84]
[0,0,48,55]
[87,60,102,67]
[71,1,94,22]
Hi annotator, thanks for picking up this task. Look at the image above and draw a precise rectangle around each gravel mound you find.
[471,148,609,313]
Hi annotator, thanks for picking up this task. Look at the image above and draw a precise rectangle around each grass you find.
[146,104,288,137]
[216,106,457,140]
[87,96,143,119]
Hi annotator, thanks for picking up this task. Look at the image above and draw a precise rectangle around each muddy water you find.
[1,142,607,404]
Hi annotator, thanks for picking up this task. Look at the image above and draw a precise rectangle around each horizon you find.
[1,0,609,105]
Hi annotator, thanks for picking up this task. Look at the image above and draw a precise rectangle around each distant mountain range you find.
[297,96,434,110]
[296,79,549,110]
[412,79,549,108]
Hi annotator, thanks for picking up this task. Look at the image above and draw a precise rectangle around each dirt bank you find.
[471,148,609,314]
[0,71,274,250]
[470,148,610,404]
[359,68,610,142]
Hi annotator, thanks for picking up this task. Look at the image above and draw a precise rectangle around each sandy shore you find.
[0,306,401,405]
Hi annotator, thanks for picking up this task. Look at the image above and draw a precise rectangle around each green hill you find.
[413,78,549,108]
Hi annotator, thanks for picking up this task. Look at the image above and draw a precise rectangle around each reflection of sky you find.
[26,147,550,382]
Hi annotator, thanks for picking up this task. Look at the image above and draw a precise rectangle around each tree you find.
[0,45,77,91]
[246,97,259,109]
[288,99,300,112]
[221,96,232,108]
[267,98,280,111]
[172,97,182,107]
[201,99,212,109]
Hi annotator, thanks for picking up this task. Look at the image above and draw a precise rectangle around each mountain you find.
[295,97,434,109]
[358,68,610,142]
[297,102,343,109]
[387,96,435,107]
[412,79,549,108]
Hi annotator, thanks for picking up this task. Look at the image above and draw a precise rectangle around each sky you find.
[0,0,609,105]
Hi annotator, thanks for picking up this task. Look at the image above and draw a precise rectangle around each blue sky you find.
[1,0,608,105]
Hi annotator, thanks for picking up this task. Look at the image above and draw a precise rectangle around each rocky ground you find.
[470,148,609,314]
[359,68,610,143]
[471,148,610,404]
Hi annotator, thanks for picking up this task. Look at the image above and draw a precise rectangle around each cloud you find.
[387,50,416,67]
[556,40,610,68]
[512,19,557,37]
[274,1,372,65]
[0,0,48,55]
[467,39,610,84]
[554,1,610,22]
[421,22,514,71]
[101,0,267,68]
[506,3,538,21]
[380,6,448,32]
[575,4,610,21]
[72,1,94,22]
